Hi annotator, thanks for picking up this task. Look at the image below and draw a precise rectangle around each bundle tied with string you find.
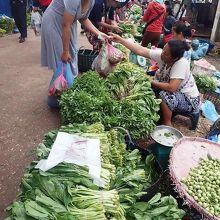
[169,137,220,220]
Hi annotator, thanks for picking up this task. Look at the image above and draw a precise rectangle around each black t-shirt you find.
[89,0,114,27]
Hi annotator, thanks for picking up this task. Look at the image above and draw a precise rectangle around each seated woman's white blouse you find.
[150,49,199,98]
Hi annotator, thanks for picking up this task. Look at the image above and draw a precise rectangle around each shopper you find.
[41,0,110,76]
[110,33,200,126]
[86,0,128,50]
[10,0,27,43]
[141,0,166,47]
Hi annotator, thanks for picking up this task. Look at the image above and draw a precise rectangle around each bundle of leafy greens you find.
[128,5,142,23]
[0,16,14,35]
[126,193,186,220]
[60,62,160,139]
[111,150,159,208]
[194,74,217,94]
[119,22,137,35]
[37,123,125,189]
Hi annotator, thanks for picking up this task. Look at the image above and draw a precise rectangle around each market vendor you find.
[86,0,128,50]
[110,33,200,126]
[41,0,111,76]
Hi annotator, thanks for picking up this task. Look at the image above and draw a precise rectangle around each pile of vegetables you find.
[119,22,137,35]
[194,74,217,94]
[0,16,14,36]
[6,123,185,220]
[182,156,220,218]
[60,62,160,139]
[128,5,142,23]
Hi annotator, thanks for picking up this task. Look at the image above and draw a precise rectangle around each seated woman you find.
[110,33,200,126]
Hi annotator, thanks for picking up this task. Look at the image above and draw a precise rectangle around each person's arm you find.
[151,79,182,92]
[61,11,74,63]
[80,18,110,39]
[110,33,151,58]
[97,21,121,33]
[80,18,99,35]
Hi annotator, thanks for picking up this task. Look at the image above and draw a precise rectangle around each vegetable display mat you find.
[169,137,220,220]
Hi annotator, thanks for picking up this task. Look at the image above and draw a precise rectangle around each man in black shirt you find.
[86,0,128,50]
[10,0,27,43]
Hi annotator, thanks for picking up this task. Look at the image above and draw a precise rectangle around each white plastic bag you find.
[36,132,105,187]
[31,11,42,34]
[92,42,114,77]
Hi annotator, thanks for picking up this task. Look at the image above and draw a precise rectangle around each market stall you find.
[4,4,220,220]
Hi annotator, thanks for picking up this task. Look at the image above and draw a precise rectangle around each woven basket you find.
[169,137,220,220]
[204,90,220,113]
[78,47,99,73]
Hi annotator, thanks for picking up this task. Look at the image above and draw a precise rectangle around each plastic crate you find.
[78,48,98,73]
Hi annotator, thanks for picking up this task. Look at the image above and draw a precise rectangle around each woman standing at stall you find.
[110,33,200,126]
[41,0,110,76]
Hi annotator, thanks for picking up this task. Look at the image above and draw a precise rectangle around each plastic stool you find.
[172,111,200,130]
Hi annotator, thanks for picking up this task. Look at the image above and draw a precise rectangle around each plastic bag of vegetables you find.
[92,41,123,77]
[107,42,124,65]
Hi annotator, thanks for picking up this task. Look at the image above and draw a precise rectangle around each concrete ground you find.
[0,26,90,219]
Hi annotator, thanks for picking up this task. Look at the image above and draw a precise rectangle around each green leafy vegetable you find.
[194,74,217,94]
[127,193,186,220]
[60,62,160,139]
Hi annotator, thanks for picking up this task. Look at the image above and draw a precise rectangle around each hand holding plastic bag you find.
[48,62,74,96]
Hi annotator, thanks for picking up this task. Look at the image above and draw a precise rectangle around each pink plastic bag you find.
[106,42,124,65]
[92,42,115,77]
[48,65,68,96]
[92,41,123,77]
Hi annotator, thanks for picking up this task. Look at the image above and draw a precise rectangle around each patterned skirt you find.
[159,90,200,113]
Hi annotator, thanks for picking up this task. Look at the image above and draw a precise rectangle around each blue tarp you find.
[0,0,12,17]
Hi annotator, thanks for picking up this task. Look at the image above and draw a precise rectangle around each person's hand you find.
[61,51,72,63]
[112,25,122,33]
[108,33,122,43]
[98,32,111,42]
